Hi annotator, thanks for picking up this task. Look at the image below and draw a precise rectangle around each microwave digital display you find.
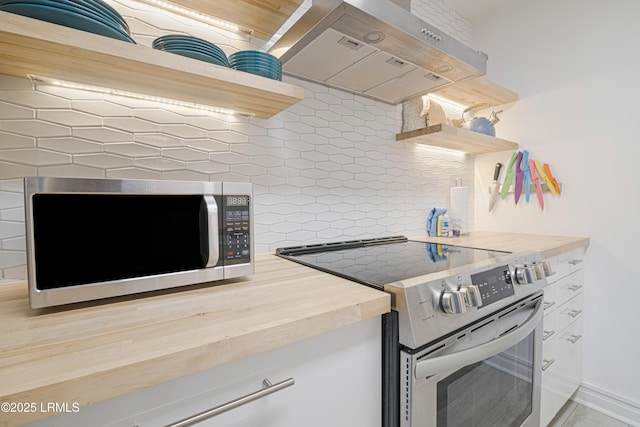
[227,195,249,206]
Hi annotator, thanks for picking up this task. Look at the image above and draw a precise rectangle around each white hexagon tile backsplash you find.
[0,0,475,280]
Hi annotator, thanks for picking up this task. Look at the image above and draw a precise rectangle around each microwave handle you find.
[204,195,219,268]
[414,299,543,379]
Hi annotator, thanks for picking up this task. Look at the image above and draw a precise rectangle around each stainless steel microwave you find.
[24,176,253,308]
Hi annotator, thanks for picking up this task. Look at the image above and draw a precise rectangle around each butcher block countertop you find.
[0,254,390,426]
[411,230,590,258]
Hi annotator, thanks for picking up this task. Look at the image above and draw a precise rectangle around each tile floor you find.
[549,401,634,427]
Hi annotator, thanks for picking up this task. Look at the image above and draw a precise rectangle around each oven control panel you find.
[387,252,551,349]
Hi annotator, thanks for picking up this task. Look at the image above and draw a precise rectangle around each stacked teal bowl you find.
[229,50,282,81]
[0,0,134,43]
[152,35,230,67]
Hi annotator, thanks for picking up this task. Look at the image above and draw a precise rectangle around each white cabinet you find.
[541,248,586,426]
[25,317,382,427]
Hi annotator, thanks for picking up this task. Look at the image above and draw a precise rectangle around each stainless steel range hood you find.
[268,0,487,105]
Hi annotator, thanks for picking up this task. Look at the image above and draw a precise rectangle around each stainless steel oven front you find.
[400,293,543,427]
[385,248,551,427]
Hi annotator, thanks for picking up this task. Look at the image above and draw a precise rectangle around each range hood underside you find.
[270,0,487,105]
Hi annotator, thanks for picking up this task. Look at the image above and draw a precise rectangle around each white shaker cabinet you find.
[541,248,586,426]
[25,316,382,427]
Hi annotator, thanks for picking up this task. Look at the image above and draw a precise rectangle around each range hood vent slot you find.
[338,36,363,50]
[269,0,487,105]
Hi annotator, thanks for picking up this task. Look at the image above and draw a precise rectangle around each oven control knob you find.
[538,261,554,277]
[440,290,467,314]
[459,285,483,308]
[532,263,546,280]
[515,265,536,284]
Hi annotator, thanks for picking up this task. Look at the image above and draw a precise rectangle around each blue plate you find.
[0,2,135,43]
[153,35,226,55]
[230,65,281,81]
[230,58,281,69]
[0,0,129,35]
[67,0,130,33]
[163,48,230,67]
[154,42,228,62]
[161,48,230,67]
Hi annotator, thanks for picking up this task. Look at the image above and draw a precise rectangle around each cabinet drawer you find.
[544,270,584,314]
[543,293,583,344]
[545,248,585,285]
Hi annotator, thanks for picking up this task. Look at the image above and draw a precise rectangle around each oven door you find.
[400,294,543,427]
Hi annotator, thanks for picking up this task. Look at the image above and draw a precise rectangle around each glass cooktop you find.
[276,236,510,290]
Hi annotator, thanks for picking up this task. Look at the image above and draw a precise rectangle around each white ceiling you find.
[446,0,507,20]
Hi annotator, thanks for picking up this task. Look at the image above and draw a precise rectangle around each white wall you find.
[472,0,640,420]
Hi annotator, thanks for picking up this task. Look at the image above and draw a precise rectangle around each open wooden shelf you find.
[432,76,519,107]
[396,123,518,154]
[167,0,304,41]
[0,12,304,119]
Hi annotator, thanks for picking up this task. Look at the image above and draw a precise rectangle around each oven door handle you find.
[204,195,219,268]
[414,299,543,379]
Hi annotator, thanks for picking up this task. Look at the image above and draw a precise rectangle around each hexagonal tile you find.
[104,117,159,133]
[0,148,70,166]
[104,142,159,158]
[0,132,35,149]
[106,168,162,180]
[72,100,132,117]
[72,127,131,143]
[162,147,209,162]
[135,109,184,124]
[38,110,102,127]
[0,120,69,138]
[134,133,183,148]
[134,157,184,171]
[0,90,70,109]
[186,139,228,152]
[186,161,228,174]
[37,164,104,178]
[74,154,133,169]
[209,130,248,144]
[0,101,34,119]
[161,124,208,139]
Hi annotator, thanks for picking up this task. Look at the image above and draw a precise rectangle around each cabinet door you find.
[25,317,382,427]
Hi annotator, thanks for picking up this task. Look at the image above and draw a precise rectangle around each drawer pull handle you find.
[543,301,556,310]
[568,259,583,266]
[165,377,295,427]
[567,334,582,344]
[567,309,582,318]
[568,284,583,292]
[542,359,555,371]
[543,330,555,341]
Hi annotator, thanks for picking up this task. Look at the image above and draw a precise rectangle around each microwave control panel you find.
[222,195,251,265]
